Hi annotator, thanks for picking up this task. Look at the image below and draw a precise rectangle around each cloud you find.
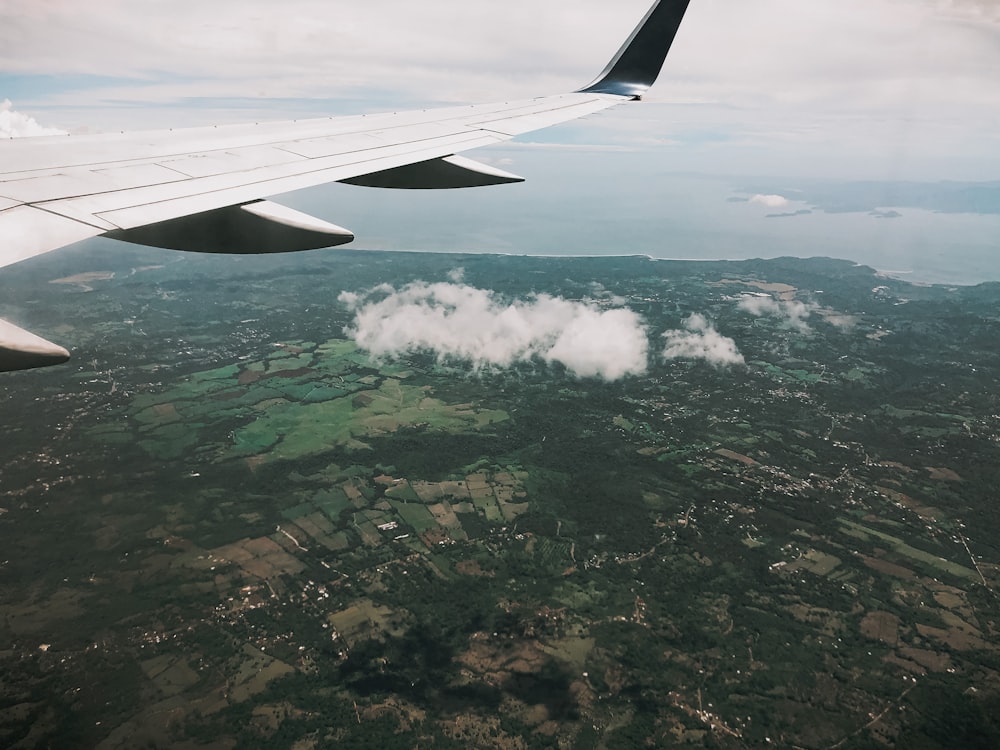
[340,281,649,381]
[338,290,360,308]
[0,100,66,137]
[821,312,858,330]
[738,296,784,318]
[738,296,816,332]
[749,194,790,209]
[942,0,1000,21]
[662,314,744,367]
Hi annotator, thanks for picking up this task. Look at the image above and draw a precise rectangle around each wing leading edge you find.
[0,0,693,372]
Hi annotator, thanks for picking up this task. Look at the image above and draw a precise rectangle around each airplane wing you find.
[0,0,692,372]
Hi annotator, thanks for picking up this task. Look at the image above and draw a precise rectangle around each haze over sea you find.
[285,149,1000,287]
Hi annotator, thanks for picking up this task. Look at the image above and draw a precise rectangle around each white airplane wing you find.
[0,0,692,372]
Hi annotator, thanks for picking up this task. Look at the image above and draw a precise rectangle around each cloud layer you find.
[662,314,744,367]
[340,281,649,381]
[1,0,998,178]
[0,100,66,137]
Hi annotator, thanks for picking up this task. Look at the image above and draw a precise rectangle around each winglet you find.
[578,0,693,99]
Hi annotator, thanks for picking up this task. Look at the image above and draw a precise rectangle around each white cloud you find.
[738,296,816,332]
[821,312,858,330]
[749,194,790,209]
[942,0,1000,21]
[337,291,360,308]
[340,281,648,381]
[738,296,782,317]
[662,314,744,367]
[0,100,66,137]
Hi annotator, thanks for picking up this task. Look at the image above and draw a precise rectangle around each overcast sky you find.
[2,0,999,181]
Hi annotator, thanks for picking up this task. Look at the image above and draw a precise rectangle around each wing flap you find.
[160,145,307,178]
[0,163,189,204]
[0,205,103,269]
[469,96,622,136]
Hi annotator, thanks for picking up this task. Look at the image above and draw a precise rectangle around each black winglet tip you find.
[578,0,692,99]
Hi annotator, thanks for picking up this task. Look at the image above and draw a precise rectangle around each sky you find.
[2,0,999,181]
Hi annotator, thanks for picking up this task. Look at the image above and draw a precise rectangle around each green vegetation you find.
[2,250,1000,748]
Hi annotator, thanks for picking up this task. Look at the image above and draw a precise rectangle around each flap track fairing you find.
[107,200,354,254]
[0,318,71,373]
[340,155,524,190]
